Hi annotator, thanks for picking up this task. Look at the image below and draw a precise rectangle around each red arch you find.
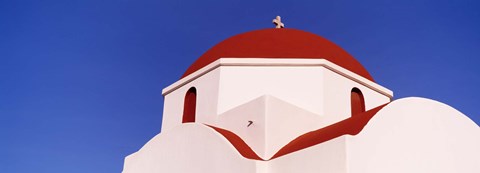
[351,88,365,116]
[182,87,196,123]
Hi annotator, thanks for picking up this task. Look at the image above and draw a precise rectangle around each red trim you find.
[207,125,263,160]
[205,103,389,160]
[271,103,388,159]
[182,28,374,81]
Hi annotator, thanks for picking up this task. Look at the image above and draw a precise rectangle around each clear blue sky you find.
[1,0,479,172]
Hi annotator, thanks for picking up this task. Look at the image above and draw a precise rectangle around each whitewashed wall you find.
[346,97,480,173]
[123,124,257,173]
[161,68,221,132]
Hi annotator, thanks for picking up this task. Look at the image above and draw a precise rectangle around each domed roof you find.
[182,28,374,81]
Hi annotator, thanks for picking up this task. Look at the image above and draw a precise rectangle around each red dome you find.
[182,28,374,81]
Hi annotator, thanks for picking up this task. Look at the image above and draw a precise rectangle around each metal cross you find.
[272,16,285,28]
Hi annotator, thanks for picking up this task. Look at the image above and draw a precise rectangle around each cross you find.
[272,16,285,28]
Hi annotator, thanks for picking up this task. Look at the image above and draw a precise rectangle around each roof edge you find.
[162,58,393,98]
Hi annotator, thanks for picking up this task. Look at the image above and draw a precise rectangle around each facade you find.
[123,28,480,173]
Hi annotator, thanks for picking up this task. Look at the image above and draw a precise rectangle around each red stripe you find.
[207,125,263,160]
[205,103,389,160]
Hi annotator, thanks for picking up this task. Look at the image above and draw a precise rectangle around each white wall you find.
[162,59,392,133]
[161,62,392,160]
[346,97,480,173]
[133,58,480,173]
[213,95,323,159]
[217,66,390,128]
[123,124,257,173]
[268,136,348,173]
[161,68,221,132]
[217,66,325,116]
[323,68,391,125]
[125,97,480,173]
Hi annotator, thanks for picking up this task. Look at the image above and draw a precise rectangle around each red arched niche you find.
[182,87,197,123]
[351,88,365,116]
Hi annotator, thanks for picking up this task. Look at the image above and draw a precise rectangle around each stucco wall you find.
[347,97,480,173]
[162,59,392,133]
[268,136,348,173]
[161,69,221,132]
[217,66,325,116]
[213,95,323,159]
[322,68,391,125]
[123,124,256,173]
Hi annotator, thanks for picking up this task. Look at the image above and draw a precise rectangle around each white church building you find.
[122,18,480,173]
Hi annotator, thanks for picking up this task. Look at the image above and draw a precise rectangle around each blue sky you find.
[1,0,479,172]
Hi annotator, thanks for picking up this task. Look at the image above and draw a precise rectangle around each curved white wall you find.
[127,97,479,173]
[347,97,480,173]
[123,124,256,173]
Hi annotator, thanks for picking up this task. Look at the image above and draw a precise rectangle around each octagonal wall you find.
[321,67,391,126]
[216,59,392,128]
[161,58,393,132]
[161,68,221,132]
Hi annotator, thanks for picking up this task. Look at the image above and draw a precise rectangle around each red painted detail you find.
[351,88,366,116]
[182,87,196,123]
[206,125,263,160]
[270,103,389,159]
[182,28,374,81]
[204,103,389,160]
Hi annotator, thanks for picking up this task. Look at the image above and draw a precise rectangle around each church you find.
[122,17,480,173]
